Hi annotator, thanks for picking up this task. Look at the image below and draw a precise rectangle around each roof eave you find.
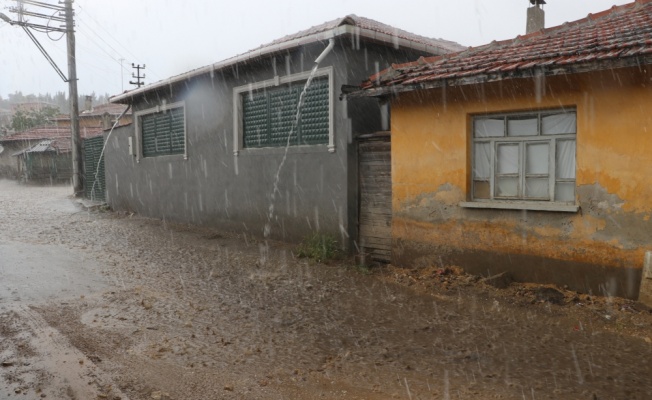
[110,25,457,104]
[348,54,652,98]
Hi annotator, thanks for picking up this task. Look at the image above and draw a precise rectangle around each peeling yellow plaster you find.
[390,67,652,272]
[434,185,465,205]
[394,217,644,269]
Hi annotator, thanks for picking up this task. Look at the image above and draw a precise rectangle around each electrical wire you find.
[44,39,123,93]
[46,9,65,41]
[75,5,140,62]
[75,18,124,62]
[75,5,162,81]
[74,28,124,68]
[75,17,160,82]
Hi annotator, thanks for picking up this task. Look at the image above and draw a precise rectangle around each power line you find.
[75,4,141,63]
[74,28,123,67]
[75,4,162,81]
[75,18,123,61]
[46,39,124,90]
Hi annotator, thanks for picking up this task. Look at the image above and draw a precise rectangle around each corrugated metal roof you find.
[12,139,68,156]
[110,14,465,103]
[355,0,652,97]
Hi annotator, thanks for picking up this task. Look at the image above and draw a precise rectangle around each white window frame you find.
[232,66,334,155]
[460,109,579,212]
[134,101,187,162]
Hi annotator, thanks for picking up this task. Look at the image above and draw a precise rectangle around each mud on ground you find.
[1,181,652,399]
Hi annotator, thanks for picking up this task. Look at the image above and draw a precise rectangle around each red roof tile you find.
[0,125,104,143]
[357,0,652,96]
[54,103,131,121]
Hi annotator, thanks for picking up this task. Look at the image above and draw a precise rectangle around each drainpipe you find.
[314,38,335,65]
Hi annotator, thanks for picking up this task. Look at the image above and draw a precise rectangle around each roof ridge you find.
[356,0,652,95]
[112,14,466,102]
[516,1,640,42]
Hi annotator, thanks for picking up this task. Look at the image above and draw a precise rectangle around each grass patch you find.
[296,233,341,263]
[351,263,374,275]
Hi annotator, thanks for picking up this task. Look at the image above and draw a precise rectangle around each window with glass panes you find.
[472,110,576,203]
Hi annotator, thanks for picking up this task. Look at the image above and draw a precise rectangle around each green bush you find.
[296,233,341,262]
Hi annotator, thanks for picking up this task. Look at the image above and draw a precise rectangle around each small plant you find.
[296,233,341,262]
[352,263,373,275]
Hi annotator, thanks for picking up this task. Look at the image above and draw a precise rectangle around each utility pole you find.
[64,0,82,196]
[130,63,146,88]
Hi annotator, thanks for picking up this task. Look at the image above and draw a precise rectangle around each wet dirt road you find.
[1,179,652,399]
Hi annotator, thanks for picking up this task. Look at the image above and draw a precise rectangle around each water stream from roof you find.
[89,105,131,201]
[263,39,335,240]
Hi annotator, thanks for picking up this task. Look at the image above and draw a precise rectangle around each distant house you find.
[349,0,652,299]
[106,15,463,248]
[53,101,132,130]
[12,139,72,183]
[0,126,103,182]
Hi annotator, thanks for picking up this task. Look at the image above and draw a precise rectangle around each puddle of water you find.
[0,242,111,304]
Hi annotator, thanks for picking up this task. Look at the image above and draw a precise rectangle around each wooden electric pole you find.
[64,0,82,195]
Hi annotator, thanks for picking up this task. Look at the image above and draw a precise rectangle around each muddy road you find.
[1,179,651,399]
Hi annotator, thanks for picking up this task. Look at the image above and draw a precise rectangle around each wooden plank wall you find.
[358,137,392,263]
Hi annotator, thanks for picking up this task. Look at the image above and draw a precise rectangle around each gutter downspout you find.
[314,38,335,65]
[313,39,336,152]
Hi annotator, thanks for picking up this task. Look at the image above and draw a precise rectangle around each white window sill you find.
[139,154,187,162]
[235,144,335,156]
[459,201,579,213]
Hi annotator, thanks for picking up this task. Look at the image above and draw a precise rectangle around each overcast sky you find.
[0,0,633,100]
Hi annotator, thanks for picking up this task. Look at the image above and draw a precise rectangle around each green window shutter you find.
[141,114,158,157]
[299,77,329,145]
[169,107,185,154]
[141,107,185,157]
[155,112,172,154]
[243,91,269,148]
[269,87,299,147]
[83,136,105,201]
[242,76,329,149]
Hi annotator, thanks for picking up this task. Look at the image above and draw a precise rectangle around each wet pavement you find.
[0,242,108,304]
[1,179,652,399]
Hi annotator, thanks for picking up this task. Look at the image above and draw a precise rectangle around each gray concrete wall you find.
[105,38,432,248]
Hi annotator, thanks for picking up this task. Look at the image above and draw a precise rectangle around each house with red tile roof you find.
[53,102,132,130]
[106,15,463,248]
[348,0,652,300]
[0,125,103,181]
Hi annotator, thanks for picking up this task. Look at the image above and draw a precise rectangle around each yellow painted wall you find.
[390,67,652,295]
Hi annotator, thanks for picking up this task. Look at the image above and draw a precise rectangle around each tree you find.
[11,106,60,131]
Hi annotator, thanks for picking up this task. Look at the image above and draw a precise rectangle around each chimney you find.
[101,112,112,130]
[526,0,545,34]
[84,95,93,112]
